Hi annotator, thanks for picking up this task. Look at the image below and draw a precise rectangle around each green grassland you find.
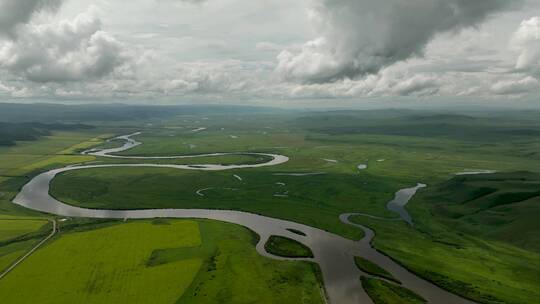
[0,125,322,304]
[0,239,39,273]
[0,129,112,216]
[0,219,324,304]
[50,113,540,241]
[0,218,51,272]
[3,109,540,304]
[0,131,102,177]
[264,236,314,258]
[51,166,403,239]
[170,220,324,304]
[0,220,202,304]
[0,130,112,274]
[95,153,274,166]
[361,276,426,304]
[351,171,540,304]
[354,256,399,284]
[0,219,48,242]
[92,138,126,150]
[413,172,540,252]
[0,122,93,147]
[406,171,540,304]
[48,111,540,303]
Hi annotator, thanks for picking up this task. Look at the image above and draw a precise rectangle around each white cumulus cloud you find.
[511,16,540,75]
[276,0,515,83]
[0,8,128,82]
[491,76,540,95]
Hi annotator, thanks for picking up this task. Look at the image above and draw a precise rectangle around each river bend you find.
[13,133,472,304]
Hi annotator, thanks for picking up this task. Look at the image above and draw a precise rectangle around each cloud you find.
[0,80,30,97]
[390,74,440,96]
[0,9,128,83]
[1,0,537,103]
[152,60,271,95]
[276,62,445,99]
[276,0,516,83]
[511,16,540,76]
[0,0,63,37]
[256,42,283,53]
[491,76,539,95]
[178,0,207,3]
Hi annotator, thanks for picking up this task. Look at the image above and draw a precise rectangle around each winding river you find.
[13,133,472,304]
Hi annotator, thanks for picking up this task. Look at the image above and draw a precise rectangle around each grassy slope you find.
[264,236,314,258]
[351,214,540,304]
[361,276,426,304]
[414,172,540,252]
[373,172,540,304]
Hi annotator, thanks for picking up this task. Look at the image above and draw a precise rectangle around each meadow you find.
[0,129,111,273]
[48,111,540,303]
[361,276,426,304]
[354,256,398,284]
[0,131,105,177]
[0,219,324,304]
[173,220,324,304]
[0,218,50,272]
[412,172,540,252]
[0,129,111,216]
[350,213,540,303]
[95,153,275,166]
[0,220,203,303]
[0,219,48,242]
[264,236,314,258]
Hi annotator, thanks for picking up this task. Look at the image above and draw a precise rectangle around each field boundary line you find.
[0,219,57,280]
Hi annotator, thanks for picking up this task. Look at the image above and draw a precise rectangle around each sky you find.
[1,0,540,107]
